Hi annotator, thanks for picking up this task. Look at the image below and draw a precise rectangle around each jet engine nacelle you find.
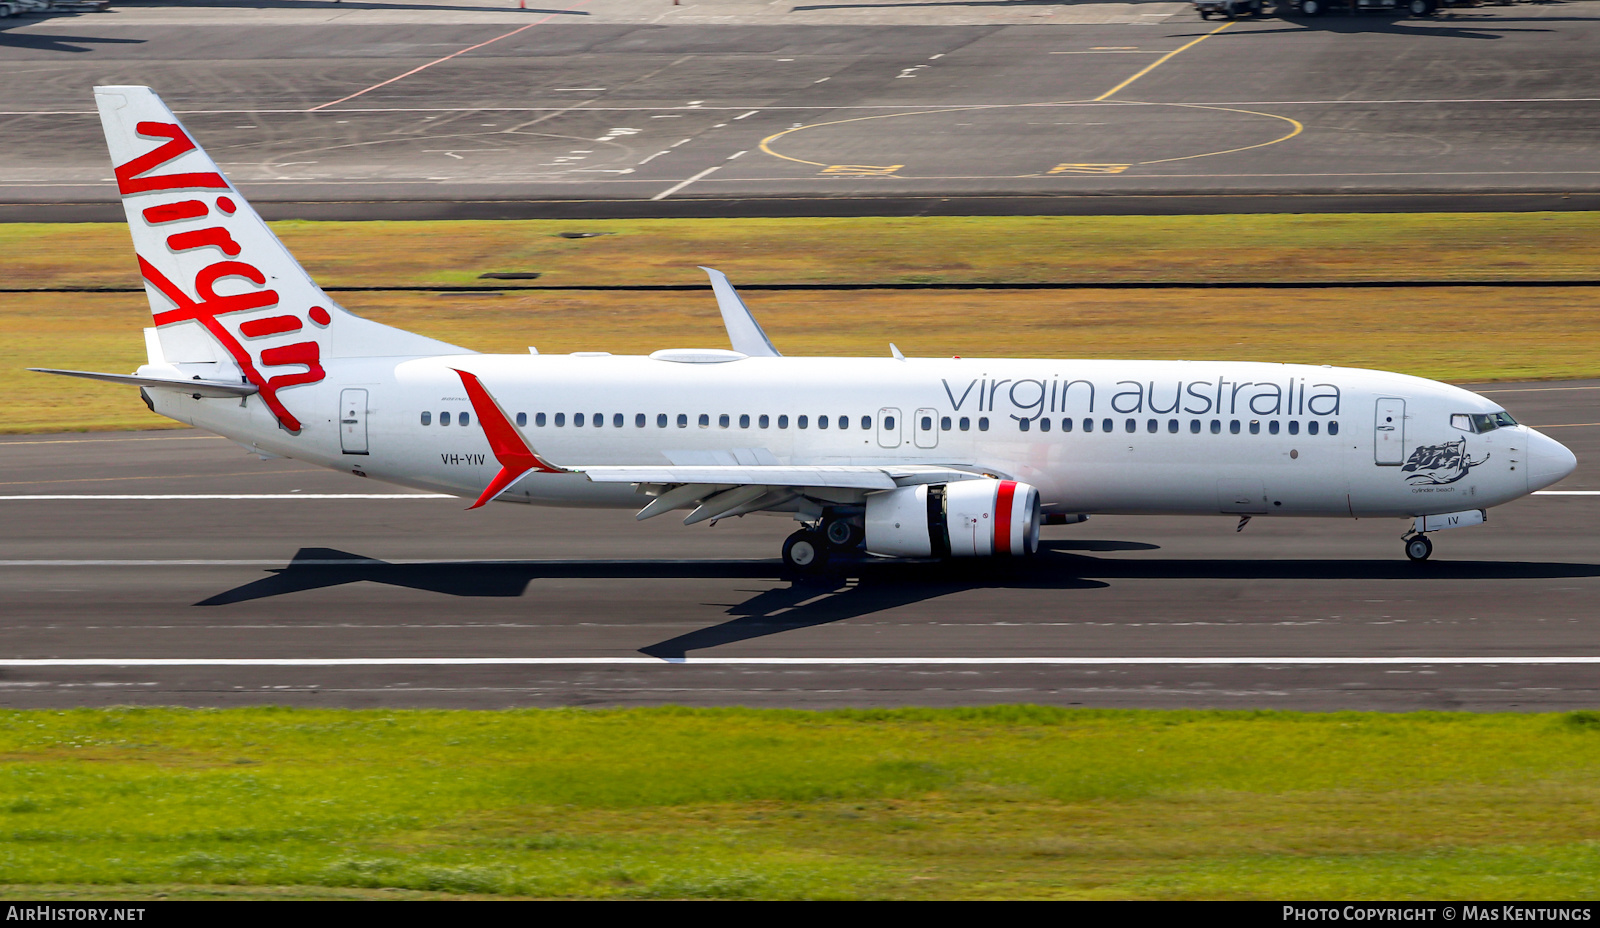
[864,479,1041,558]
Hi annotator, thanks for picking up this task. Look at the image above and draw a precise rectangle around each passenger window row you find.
[419,411,469,427]
[1017,417,1340,436]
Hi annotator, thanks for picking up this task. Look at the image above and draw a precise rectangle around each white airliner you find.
[34,87,1578,569]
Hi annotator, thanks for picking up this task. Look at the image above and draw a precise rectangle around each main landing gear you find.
[782,530,828,573]
[782,515,865,574]
[1403,533,1434,562]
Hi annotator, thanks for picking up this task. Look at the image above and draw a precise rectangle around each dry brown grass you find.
[7,285,1596,434]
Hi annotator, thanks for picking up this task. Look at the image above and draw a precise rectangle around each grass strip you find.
[0,706,1599,900]
[5,286,1595,435]
[4,213,1598,289]
[4,213,1596,434]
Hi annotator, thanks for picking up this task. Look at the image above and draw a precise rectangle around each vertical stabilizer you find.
[94,86,472,432]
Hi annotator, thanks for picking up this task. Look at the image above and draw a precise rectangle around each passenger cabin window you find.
[1083,418,1094,433]
[614,413,625,428]
[959,417,969,431]
[657,413,667,428]
[699,414,710,428]
[740,414,750,429]
[441,411,451,426]
[536,412,547,427]
[719,414,730,428]
[1288,421,1299,435]
[1040,417,1051,433]
[593,413,602,427]
[460,412,471,427]
[420,411,432,426]
[1167,419,1178,434]
[677,414,688,428]
[1101,418,1113,433]
[1190,419,1200,434]
[861,416,872,430]
[1249,420,1260,434]
[1210,420,1220,434]
[1061,418,1073,432]
[921,415,933,432]
[1329,421,1340,435]
[1229,420,1240,434]
[636,413,646,428]
[941,416,952,431]
[837,415,848,431]
[798,415,809,429]
[759,414,769,428]
[1146,418,1157,434]
[778,415,789,429]
[979,417,990,431]
[1018,418,1030,432]
[515,412,526,427]
[818,416,829,429]
[1269,420,1279,435]
[1308,421,1320,435]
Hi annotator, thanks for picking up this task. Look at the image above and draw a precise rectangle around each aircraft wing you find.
[452,367,987,520]
[576,465,974,490]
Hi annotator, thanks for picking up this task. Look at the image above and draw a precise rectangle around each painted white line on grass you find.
[2,657,1599,667]
[0,494,453,500]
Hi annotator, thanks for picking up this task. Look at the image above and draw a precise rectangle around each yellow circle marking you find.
[760,101,1306,176]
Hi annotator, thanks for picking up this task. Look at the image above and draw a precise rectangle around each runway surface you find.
[0,378,1595,710]
[2,0,1598,218]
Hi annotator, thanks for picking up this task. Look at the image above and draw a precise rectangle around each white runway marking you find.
[0,494,453,501]
[1,657,1598,667]
[11,97,1599,117]
[651,165,721,201]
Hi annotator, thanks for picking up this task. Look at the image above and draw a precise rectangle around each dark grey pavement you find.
[0,379,1595,710]
[2,3,1598,218]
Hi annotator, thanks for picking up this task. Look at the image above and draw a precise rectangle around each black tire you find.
[1199,9,1213,18]
[1405,534,1433,562]
[823,518,862,550]
[783,530,828,573]
[1301,0,1322,14]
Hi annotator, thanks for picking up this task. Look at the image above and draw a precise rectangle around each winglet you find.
[699,267,780,358]
[452,369,566,509]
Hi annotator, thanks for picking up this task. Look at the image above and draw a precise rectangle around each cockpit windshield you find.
[1451,411,1518,433]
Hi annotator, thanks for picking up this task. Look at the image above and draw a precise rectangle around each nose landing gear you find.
[1404,533,1433,562]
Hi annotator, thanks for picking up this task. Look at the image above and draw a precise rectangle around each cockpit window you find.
[1454,411,1518,433]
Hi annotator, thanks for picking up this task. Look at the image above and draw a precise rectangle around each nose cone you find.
[1526,428,1577,492]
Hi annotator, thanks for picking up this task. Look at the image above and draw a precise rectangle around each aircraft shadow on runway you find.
[0,24,145,54]
[197,545,1600,657]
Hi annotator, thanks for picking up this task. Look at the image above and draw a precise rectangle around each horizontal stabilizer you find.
[29,367,258,398]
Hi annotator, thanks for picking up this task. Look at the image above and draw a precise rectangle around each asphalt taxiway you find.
[2,1,1598,218]
[0,379,1594,710]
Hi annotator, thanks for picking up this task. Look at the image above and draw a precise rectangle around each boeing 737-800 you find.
[33,87,1578,569]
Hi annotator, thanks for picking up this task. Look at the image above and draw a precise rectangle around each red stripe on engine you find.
[994,480,1016,556]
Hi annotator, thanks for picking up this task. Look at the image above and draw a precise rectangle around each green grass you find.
[1,707,1599,899]
[3,212,1598,288]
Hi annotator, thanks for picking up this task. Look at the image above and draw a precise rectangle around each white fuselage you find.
[145,353,1569,521]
